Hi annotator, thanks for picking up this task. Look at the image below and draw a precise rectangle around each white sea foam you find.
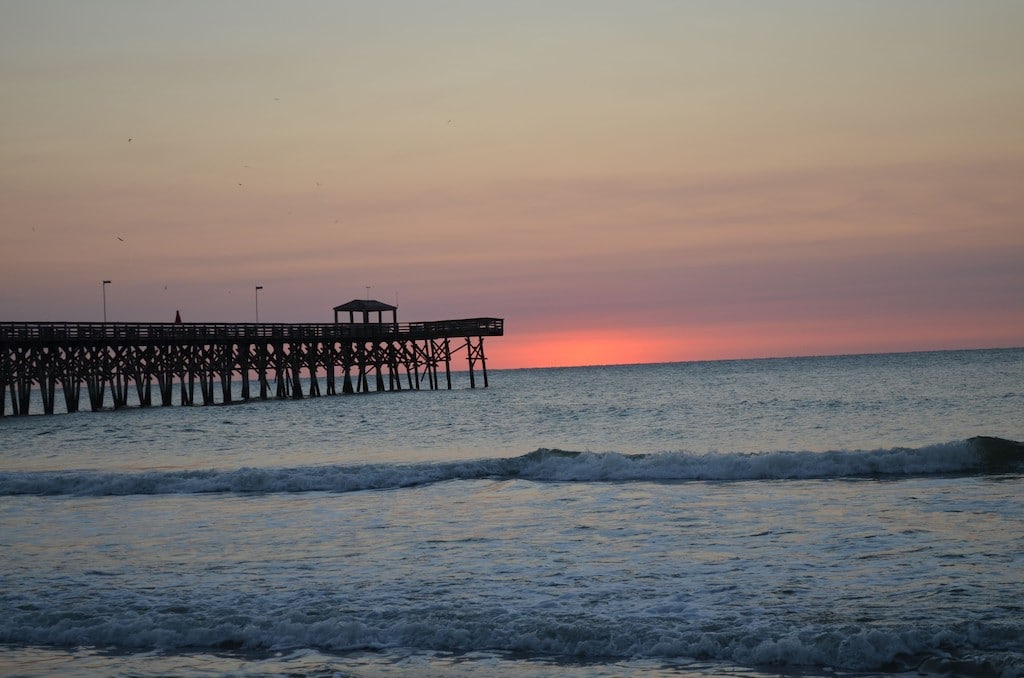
[1,438,1017,497]
[3,600,1021,675]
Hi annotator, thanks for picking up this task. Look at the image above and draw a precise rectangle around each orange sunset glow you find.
[2,2,1023,368]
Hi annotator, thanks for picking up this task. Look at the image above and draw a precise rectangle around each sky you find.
[2,1,1022,369]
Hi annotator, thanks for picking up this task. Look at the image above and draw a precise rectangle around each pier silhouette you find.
[1,300,503,416]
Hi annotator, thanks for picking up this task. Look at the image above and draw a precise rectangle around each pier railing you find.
[0,318,503,344]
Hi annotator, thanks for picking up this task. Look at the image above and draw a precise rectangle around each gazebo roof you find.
[332,299,397,312]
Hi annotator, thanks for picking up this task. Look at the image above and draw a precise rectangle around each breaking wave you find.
[2,437,1020,497]
[3,602,1022,675]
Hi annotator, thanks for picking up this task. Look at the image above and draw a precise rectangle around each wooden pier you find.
[0,302,502,416]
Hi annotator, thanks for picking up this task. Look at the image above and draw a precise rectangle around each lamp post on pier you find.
[255,285,263,323]
[102,280,111,323]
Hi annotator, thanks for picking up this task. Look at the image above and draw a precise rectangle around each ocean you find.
[1,348,1022,677]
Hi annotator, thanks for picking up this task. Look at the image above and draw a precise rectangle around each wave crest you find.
[2,437,1020,497]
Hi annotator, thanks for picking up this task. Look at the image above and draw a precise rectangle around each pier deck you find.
[1,318,503,416]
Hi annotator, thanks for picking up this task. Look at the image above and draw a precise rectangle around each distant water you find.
[2,348,1022,677]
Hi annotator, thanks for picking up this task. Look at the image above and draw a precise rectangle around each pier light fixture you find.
[255,285,263,324]
[102,280,111,323]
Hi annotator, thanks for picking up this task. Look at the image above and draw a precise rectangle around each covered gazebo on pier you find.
[332,299,397,325]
